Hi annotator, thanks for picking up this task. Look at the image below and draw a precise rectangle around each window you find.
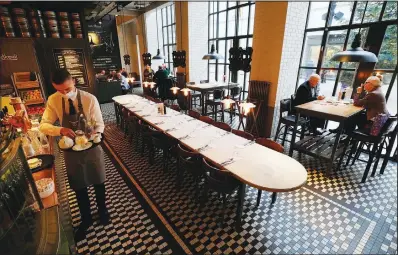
[160,4,176,70]
[208,1,255,100]
[297,1,397,115]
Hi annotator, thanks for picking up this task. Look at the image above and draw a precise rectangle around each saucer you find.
[72,142,93,151]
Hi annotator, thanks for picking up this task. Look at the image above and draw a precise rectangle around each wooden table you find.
[113,95,307,226]
[187,82,239,115]
[288,99,363,174]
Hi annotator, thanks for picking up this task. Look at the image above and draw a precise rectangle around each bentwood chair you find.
[274,97,308,145]
[223,87,242,124]
[176,144,204,200]
[188,110,201,119]
[122,107,130,136]
[342,115,397,183]
[213,122,232,132]
[231,129,254,140]
[255,138,284,206]
[151,132,178,172]
[201,158,241,225]
[199,116,215,125]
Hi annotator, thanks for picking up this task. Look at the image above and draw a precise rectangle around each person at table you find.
[162,63,170,76]
[143,64,154,82]
[347,76,389,131]
[39,69,109,241]
[117,72,130,95]
[121,68,128,78]
[154,65,168,83]
[108,70,117,80]
[293,73,326,135]
[96,70,108,82]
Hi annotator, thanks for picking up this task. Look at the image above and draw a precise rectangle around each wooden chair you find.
[188,110,201,119]
[232,129,254,140]
[205,89,224,122]
[255,138,284,206]
[201,158,241,225]
[186,82,201,107]
[176,144,203,200]
[213,122,232,132]
[199,116,215,125]
[151,132,177,172]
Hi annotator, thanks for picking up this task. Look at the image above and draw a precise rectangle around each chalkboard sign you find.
[53,48,88,87]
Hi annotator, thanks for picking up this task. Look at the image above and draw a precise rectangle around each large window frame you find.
[296,1,397,114]
[160,3,176,70]
[207,1,255,100]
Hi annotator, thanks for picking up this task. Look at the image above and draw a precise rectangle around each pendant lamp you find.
[331,33,378,63]
[203,12,223,60]
[153,8,164,60]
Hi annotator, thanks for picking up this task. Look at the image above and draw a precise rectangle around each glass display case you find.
[0,129,44,255]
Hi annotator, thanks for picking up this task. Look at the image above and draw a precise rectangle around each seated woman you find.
[143,65,154,82]
[346,76,389,132]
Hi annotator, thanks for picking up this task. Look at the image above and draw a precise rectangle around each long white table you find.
[113,94,307,225]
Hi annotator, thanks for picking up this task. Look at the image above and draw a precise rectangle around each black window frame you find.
[296,1,397,106]
[160,3,176,70]
[207,1,255,100]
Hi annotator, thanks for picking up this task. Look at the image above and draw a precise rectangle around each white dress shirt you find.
[39,89,105,136]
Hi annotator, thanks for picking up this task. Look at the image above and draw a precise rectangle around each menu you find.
[92,56,120,71]
[53,48,88,87]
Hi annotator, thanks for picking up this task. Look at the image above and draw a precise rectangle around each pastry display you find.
[27,157,42,169]
[35,178,55,198]
[20,89,43,102]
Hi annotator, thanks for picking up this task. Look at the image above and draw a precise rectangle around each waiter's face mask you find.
[53,78,76,99]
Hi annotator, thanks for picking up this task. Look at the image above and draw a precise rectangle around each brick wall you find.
[271,2,309,137]
[188,2,209,83]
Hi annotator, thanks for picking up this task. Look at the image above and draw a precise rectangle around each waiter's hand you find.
[60,128,76,139]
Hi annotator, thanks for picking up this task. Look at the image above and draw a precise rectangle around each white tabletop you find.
[113,94,307,192]
[187,82,238,90]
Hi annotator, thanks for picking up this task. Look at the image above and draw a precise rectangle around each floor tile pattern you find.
[53,144,173,254]
[102,102,397,255]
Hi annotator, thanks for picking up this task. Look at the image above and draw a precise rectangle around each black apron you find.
[61,90,106,191]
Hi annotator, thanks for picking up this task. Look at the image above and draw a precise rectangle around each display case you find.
[11,72,46,116]
[0,130,44,254]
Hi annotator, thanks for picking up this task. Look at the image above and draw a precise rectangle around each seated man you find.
[117,72,130,95]
[346,76,389,132]
[293,73,325,135]
[154,65,168,82]
[97,70,108,82]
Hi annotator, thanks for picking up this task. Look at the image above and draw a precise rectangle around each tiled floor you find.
[56,99,397,254]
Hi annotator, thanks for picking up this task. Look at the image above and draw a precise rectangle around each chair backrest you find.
[176,72,186,89]
[380,115,398,137]
[199,116,215,124]
[280,98,291,116]
[255,138,284,153]
[213,121,232,132]
[200,80,209,84]
[230,87,242,97]
[177,90,191,111]
[144,95,155,101]
[188,110,201,119]
[177,144,202,172]
[213,89,224,100]
[170,104,181,112]
[202,159,237,189]
[232,129,254,140]
[153,98,163,103]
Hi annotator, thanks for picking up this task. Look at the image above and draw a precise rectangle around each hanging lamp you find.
[153,8,164,60]
[331,33,378,63]
[203,9,223,60]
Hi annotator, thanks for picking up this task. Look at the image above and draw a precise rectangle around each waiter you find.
[39,69,108,241]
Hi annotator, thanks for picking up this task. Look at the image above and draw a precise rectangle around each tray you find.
[27,154,55,173]
[59,133,104,152]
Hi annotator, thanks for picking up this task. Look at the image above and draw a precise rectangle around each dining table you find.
[187,82,239,115]
[288,99,364,175]
[113,94,307,226]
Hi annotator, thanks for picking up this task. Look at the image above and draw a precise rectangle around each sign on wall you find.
[53,48,89,87]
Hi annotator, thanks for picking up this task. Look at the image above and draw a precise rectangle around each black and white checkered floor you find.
[55,102,397,254]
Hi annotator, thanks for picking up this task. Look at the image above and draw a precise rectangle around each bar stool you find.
[255,138,284,206]
[274,97,308,145]
[343,115,397,182]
